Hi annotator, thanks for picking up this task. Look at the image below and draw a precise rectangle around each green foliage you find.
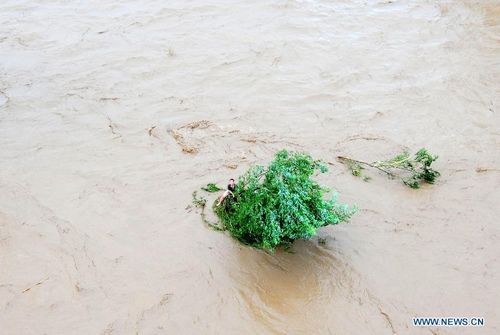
[214,150,355,251]
[201,183,222,193]
[339,148,440,189]
[400,149,440,188]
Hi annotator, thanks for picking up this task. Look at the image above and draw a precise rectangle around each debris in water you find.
[179,120,212,130]
[22,277,49,293]
[168,120,215,153]
[476,167,499,173]
[168,128,198,153]
[105,115,121,138]
[338,148,440,189]
[147,126,160,138]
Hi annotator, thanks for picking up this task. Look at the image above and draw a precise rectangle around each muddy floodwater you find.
[1,1,499,334]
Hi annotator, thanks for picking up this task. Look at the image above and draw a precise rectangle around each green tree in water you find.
[214,150,355,250]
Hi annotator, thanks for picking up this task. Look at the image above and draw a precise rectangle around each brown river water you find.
[1,1,499,334]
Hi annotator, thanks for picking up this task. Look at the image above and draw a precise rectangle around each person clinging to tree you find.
[216,178,236,206]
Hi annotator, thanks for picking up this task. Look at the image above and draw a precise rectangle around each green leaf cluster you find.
[214,150,355,250]
[201,183,222,193]
[401,148,440,188]
[340,148,440,189]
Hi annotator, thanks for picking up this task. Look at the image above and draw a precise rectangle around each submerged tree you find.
[338,148,440,189]
[213,150,355,250]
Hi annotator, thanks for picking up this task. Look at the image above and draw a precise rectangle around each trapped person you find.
[217,178,236,206]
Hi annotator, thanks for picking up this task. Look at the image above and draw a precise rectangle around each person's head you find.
[229,178,235,186]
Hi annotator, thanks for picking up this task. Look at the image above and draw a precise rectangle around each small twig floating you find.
[22,277,50,293]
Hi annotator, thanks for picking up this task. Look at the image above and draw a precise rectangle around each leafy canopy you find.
[214,150,355,250]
